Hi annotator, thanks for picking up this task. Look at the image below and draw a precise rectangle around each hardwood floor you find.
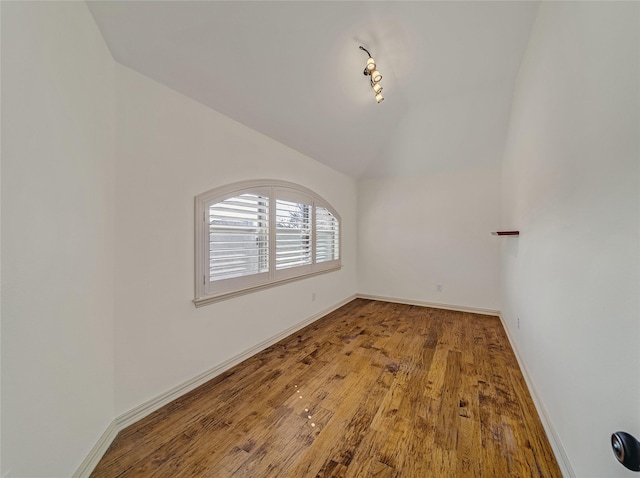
[91,299,562,477]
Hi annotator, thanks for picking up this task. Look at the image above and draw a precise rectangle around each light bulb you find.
[372,83,382,94]
[366,58,376,72]
[376,92,384,103]
[371,70,382,83]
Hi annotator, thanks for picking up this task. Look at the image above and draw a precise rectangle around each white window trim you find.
[194,179,341,307]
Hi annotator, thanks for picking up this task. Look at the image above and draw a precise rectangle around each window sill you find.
[193,265,342,308]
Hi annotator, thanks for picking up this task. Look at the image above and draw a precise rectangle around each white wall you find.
[1,3,116,477]
[501,2,639,477]
[113,65,357,415]
[1,3,3,473]
[0,3,356,474]
[358,168,501,312]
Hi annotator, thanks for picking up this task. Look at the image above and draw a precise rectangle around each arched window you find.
[194,180,341,306]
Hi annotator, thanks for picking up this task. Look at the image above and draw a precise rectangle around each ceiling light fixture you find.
[359,46,384,103]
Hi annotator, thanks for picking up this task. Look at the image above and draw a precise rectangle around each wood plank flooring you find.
[91,299,562,477]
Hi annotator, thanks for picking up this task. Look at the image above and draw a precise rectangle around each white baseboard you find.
[498,313,575,478]
[71,421,118,478]
[74,294,357,477]
[115,293,357,431]
[357,293,500,317]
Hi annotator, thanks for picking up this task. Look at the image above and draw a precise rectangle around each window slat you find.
[208,193,269,282]
[275,199,311,270]
[316,206,339,263]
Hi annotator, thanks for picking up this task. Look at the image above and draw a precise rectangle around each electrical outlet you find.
[517,317,520,329]
[312,292,316,302]
[436,284,443,292]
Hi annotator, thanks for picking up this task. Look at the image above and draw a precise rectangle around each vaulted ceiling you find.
[88,1,539,179]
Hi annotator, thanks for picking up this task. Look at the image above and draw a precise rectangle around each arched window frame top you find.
[194,179,341,307]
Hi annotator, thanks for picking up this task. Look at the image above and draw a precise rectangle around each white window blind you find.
[316,206,339,263]
[275,199,312,270]
[208,193,269,282]
[195,180,342,306]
